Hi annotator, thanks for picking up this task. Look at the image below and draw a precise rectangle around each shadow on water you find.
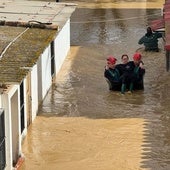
[37,7,170,170]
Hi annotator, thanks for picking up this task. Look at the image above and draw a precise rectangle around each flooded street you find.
[21,0,170,170]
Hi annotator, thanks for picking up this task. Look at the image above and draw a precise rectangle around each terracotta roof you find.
[150,18,165,31]
[164,0,170,50]
[150,0,170,51]
[0,1,76,85]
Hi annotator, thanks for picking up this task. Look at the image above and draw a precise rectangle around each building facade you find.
[0,1,76,169]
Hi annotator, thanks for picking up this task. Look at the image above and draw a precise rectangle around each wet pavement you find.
[20,1,170,170]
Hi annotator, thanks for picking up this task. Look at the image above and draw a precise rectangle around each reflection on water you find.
[21,1,170,170]
[70,8,161,45]
[40,8,166,119]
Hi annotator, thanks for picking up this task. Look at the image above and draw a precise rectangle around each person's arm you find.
[139,67,145,77]
[104,69,113,79]
[138,61,145,76]
[138,36,144,45]
[139,61,144,69]
[105,68,120,82]
[155,32,162,38]
[104,68,109,78]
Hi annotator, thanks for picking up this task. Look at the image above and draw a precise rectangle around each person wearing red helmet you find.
[104,56,121,91]
[132,53,145,90]
[133,53,145,73]
[115,52,145,94]
[126,52,145,92]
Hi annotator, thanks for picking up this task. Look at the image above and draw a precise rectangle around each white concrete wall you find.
[54,19,70,75]
[11,90,19,164]
[0,93,2,108]
[38,19,70,103]
[37,46,52,102]
[2,85,20,170]
[37,57,43,104]
[31,64,39,121]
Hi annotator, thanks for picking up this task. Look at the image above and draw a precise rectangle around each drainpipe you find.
[166,50,170,71]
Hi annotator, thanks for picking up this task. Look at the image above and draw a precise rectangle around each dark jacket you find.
[133,63,145,81]
[116,61,135,76]
[116,61,135,84]
[138,32,162,51]
[104,68,120,83]
[116,61,145,84]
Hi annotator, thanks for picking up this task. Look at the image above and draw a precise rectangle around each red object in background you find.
[150,19,165,31]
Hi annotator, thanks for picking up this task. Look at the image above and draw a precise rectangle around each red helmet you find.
[107,56,117,64]
[133,53,142,61]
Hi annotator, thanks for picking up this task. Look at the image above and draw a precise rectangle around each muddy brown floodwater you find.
[21,1,170,170]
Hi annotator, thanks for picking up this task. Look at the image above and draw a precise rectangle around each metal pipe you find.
[166,50,170,71]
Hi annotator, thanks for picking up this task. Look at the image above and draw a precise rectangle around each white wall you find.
[31,64,38,121]
[0,93,2,108]
[2,85,20,170]
[37,46,52,102]
[2,93,12,170]
[11,90,19,164]
[54,19,70,75]
[38,19,70,103]
[37,57,43,104]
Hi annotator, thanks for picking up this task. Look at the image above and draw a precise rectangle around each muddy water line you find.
[21,1,170,170]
